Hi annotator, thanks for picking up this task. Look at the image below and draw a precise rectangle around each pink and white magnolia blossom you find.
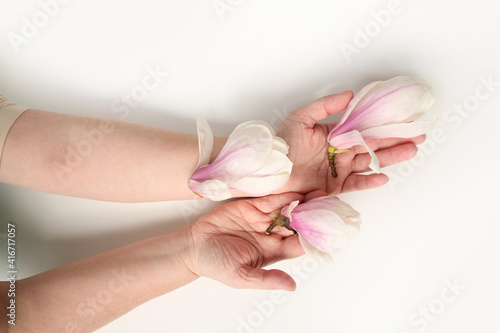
[328,76,436,173]
[267,196,361,263]
[188,117,293,201]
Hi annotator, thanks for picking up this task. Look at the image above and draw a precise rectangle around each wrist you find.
[168,225,199,280]
[144,227,199,294]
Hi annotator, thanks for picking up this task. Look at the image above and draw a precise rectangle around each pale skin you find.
[0,91,424,332]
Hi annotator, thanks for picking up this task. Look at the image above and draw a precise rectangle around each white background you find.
[1,0,499,332]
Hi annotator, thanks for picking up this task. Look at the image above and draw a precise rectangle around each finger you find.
[303,190,329,202]
[362,134,426,152]
[249,192,303,214]
[341,173,389,193]
[278,235,305,260]
[297,90,353,127]
[234,266,297,291]
[351,142,418,173]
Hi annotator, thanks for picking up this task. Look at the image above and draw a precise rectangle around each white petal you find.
[360,119,437,140]
[231,120,276,137]
[187,179,231,201]
[350,76,434,127]
[273,137,289,155]
[281,200,300,220]
[195,117,214,169]
[298,234,333,265]
[212,123,274,179]
[251,149,293,177]
[329,130,381,173]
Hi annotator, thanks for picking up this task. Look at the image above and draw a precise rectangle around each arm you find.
[1,228,197,333]
[0,109,228,202]
[0,192,304,332]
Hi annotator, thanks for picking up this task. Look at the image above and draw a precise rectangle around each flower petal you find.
[206,122,274,180]
[329,76,434,138]
[281,200,299,220]
[273,137,289,155]
[293,196,339,212]
[360,119,437,140]
[330,80,382,132]
[217,120,275,159]
[298,234,333,264]
[195,117,214,169]
[291,210,349,253]
[250,146,293,177]
[328,130,381,173]
[299,196,362,230]
[187,179,231,201]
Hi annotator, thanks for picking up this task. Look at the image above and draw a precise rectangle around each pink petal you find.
[330,80,382,132]
[328,130,381,173]
[290,210,349,253]
[329,76,434,138]
[191,122,274,181]
[298,234,333,264]
[300,196,361,230]
[292,196,339,213]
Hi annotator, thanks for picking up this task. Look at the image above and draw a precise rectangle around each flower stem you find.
[266,214,296,235]
[328,145,349,178]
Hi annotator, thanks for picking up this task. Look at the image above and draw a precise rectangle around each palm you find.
[187,193,304,290]
[275,91,423,195]
[276,118,337,194]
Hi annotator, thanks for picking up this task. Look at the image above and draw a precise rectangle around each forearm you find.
[7,227,197,332]
[0,109,227,202]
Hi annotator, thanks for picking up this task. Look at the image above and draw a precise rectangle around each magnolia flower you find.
[188,117,293,201]
[266,196,361,263]
[327,76,436,176]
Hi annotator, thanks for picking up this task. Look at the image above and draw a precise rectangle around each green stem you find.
[266,214,296,235]
[328,145,349,178]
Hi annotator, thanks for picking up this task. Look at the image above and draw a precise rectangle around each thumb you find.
[323,90,354,116]
[234,266,296,291]
[299,90,354,126]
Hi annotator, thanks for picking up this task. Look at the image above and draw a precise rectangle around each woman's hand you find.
[275,91,424,195]
[183,192,306,291]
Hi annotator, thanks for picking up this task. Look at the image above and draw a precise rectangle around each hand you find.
[183,192,306,291]
[275,91,424,195]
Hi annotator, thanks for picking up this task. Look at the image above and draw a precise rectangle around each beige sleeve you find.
[0,95,29,162]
